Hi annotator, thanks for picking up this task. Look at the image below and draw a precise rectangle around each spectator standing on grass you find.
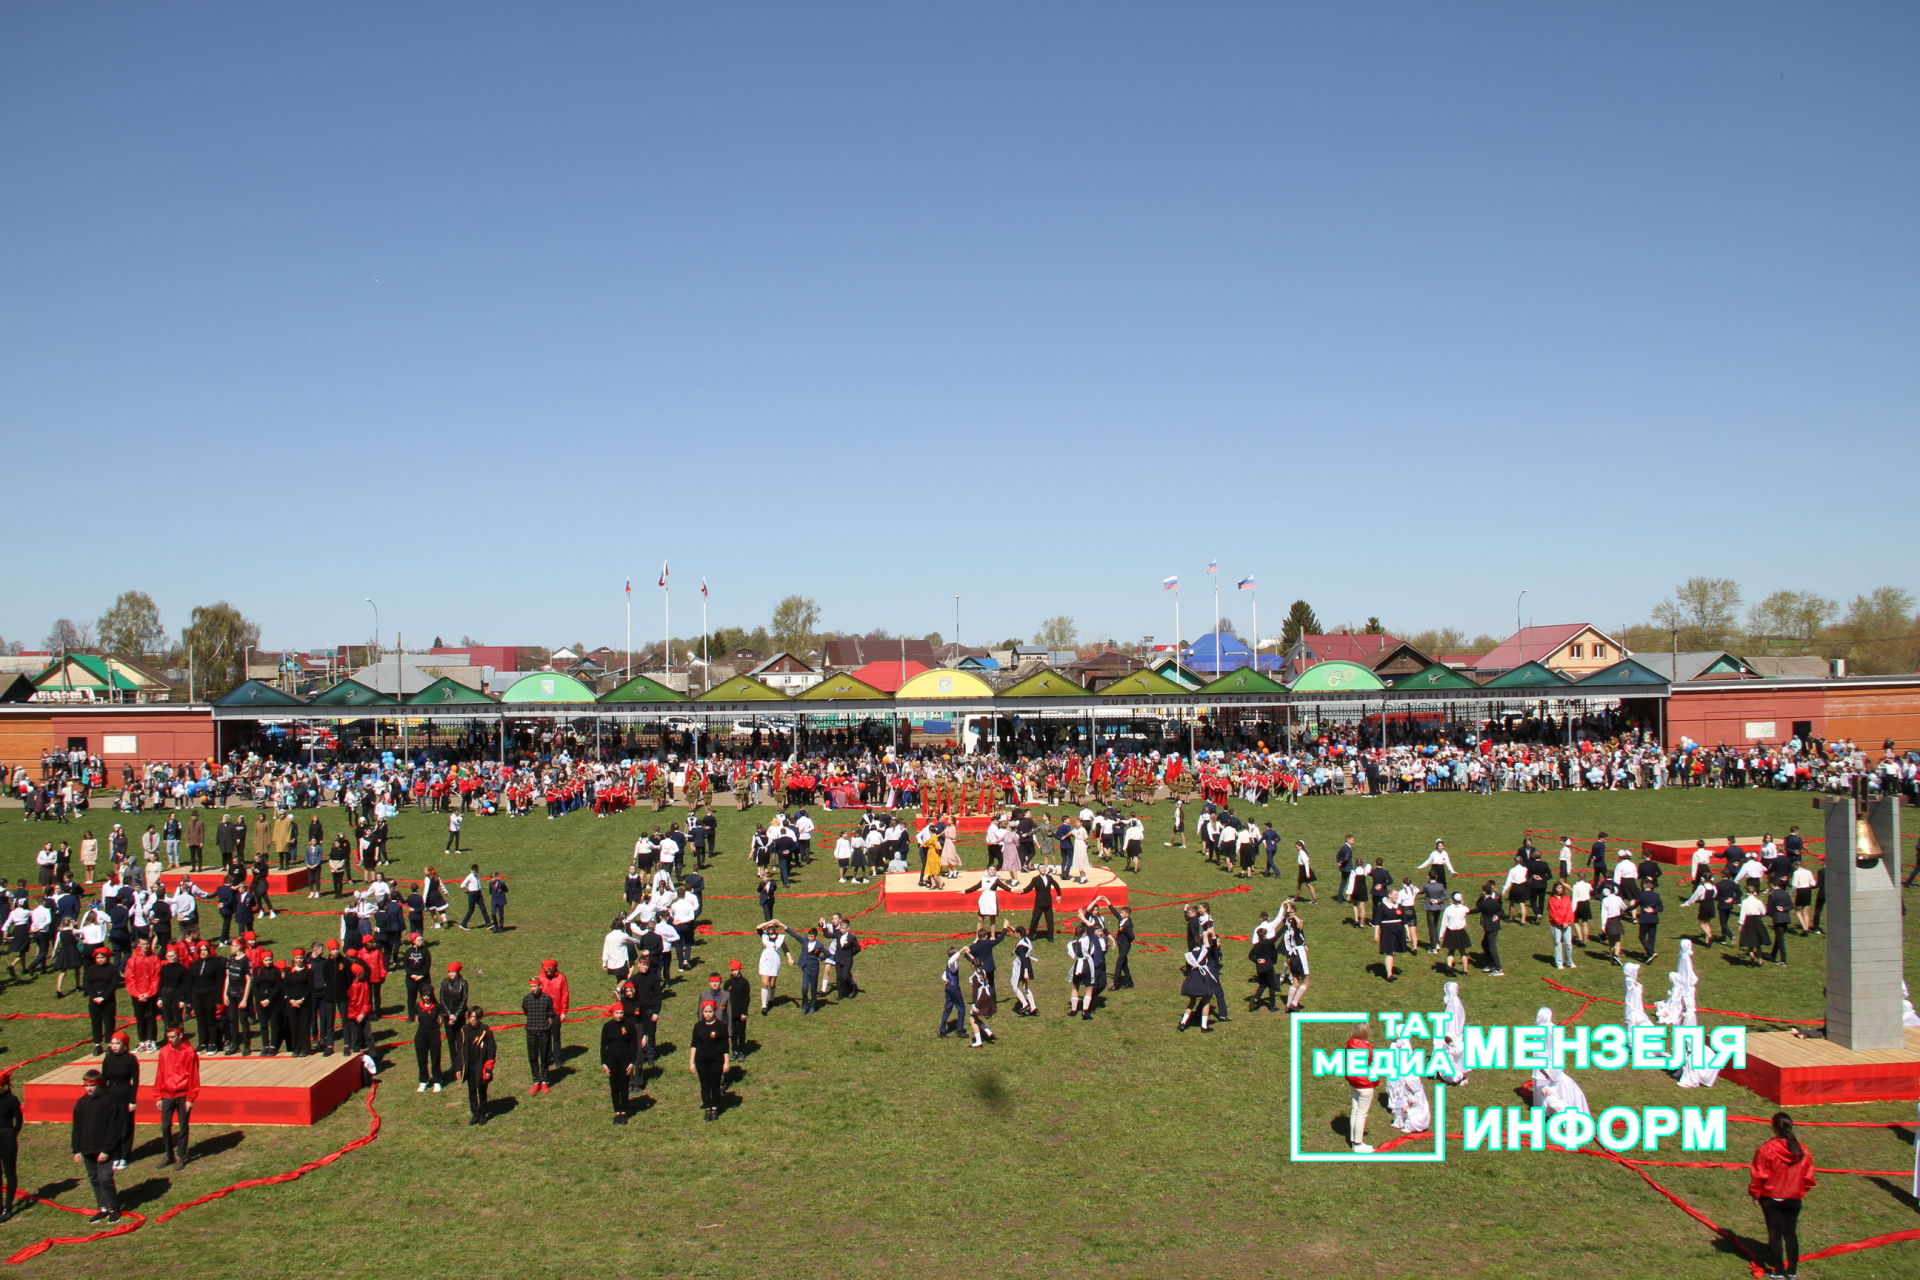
[69,1070,122,1224]
[1749,1111,1815,1280]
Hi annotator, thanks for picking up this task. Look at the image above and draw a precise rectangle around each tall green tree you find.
[770,595,822,656]
[1650,577,1743,650]
[1034,615,1078,650]
[96,590,168,657]
[1405,626,1467,656]
[1362,616,1386,635]
[182,601,260,696]
[1838,586,1919,675]
[1744,590,1836,653]
[1279,600,1321,651]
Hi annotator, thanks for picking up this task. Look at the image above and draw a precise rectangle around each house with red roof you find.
[848,659,929,693]
[1470,624,1626,678]
[1278,632,1407,681]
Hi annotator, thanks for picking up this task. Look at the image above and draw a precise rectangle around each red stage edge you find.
[21,1052,365,1127]
[1639,838,1774,868]
[877,869,1130,915]
[158,867,312,894]
[1722,1030,1920,1105]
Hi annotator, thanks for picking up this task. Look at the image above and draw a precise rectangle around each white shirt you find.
[601,929,634,969]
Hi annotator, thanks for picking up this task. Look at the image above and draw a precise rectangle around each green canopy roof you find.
[499,672,596,703]
[1289,661,1386,693]
[695,674,789,703]
[1574,658,1669,687]
[1480,661,1572,689]
[1098,669,1186,699]
[36,654,141,693]
[1195,668,1289,697]
[309,678,398,707]
[213,680,308,708]
[795,672,889,701]
[406,678,498,706]
[598,673,686,704]
[1387,663,1479,692]
[998,668,1085,698]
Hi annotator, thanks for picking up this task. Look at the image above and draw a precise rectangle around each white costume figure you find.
[1621,962,1654,1029]
[1530,1007,1590,1117]
[1655,939,1700,1025]
[1386,1038,1432,1133]
[1904,980,1920,1029]
[1439,979,1468,1084]
[1673,944,1720,1088]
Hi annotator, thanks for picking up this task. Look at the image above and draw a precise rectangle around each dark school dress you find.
[1377,907,1408,956]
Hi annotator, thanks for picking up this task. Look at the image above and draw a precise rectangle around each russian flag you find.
[1206,559,1218,574]
[624,577,632,596]
[657,561,669,588]
[700,578,709,598]
[1237,575,1255,590]
[1161,575,1179,590]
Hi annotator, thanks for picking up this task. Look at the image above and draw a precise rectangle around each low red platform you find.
[1722,1029,1920,1105]
[878,867,1130,915]
[1640,837,1773,867]
[158,867,312,894]
[22,1050,364,1126]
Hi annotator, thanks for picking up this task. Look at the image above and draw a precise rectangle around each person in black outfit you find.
[285,950,314,1056]
[600,1008,637,1123]
[832,922,861,999]
[1248,927,1282,1009]
[70,1070,122,1223]
[1109,906,1134,988]
[688,1000,730,1122]
[82,948,120,1053]
[521,978,556,1093]
[1636,886,1662,962]
[1027,870,1059,941]
[98,1033,138,1166]
[723,965,751,1056]
[1766,879,1795,966]
[1476,883,1506,976]
[0,1071,20,1222]
[626,958,663,1064]
[252,952,287,1054]
[413,992,444,1091]
[189,942,223,1052]
[401,935,433,1021]
[461,1011,496,1125]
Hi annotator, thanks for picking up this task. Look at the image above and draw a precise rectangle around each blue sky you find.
[3,3,1914,655]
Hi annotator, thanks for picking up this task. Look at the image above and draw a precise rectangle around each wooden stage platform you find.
[158,867,312,895]
[1639,837,1775,868]
[878,867,1129,915]
[22,1051,364,1126]
[1722,1028,1920,1105]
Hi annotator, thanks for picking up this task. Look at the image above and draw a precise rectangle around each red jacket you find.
[346,981,372,1022]
[537,970,571,1018]
[1547,895,1576,927]
[123,951,162,1001]
[1344,1035,1380,1090]
[154,1040,201,1103]
[357,947,387,984]
[1749,1136,1816,1199]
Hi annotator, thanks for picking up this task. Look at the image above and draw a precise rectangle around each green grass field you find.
[0,788,1915,1279]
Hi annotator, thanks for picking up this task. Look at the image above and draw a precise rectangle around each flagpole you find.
[625,583,632,680]
[1174,588,1182,672]
[1251,585,1260,672]
[1212,576,1221,672]
[662,575,670,682]
[700,588,709,694]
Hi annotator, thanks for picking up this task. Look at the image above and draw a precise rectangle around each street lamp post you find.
[364,598,380,667]
[1516,588,1528,638]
